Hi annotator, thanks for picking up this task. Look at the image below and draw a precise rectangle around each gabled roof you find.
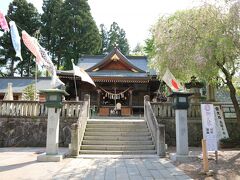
[85,48,145,73]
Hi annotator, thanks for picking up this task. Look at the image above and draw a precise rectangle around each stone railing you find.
[0,100,84,118]
[144,95,166,157]
[70,94,90,157]
[151,101,239,120]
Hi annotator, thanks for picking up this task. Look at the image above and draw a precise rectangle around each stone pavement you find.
[0,148,192,180]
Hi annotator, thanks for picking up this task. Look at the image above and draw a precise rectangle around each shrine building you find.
[58,48,160,116]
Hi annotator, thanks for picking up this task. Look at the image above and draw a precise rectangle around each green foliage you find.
[22,83,36,100]
[99,24,108,54]
[107,22,129,55]
[150,1,240,124]
[100,22,130,55]
[60,0,101,70]
[41,0,63,69]
[131,43,145,56]
[0,0,41,77]
[143,37,155,59]
[220,136,240,148]
[150,3,240,83]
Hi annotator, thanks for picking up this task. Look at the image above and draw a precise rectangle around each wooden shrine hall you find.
[57,48,160,116]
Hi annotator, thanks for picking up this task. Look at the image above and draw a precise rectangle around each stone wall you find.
[158,118,239,147]
[0,117,77,147]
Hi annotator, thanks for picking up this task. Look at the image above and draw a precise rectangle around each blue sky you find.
[1,0,202,50]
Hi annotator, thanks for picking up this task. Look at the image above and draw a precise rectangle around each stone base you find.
[170,153,198,162]
[37,153,63,162]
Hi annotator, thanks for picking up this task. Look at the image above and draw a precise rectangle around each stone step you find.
[84,131,151,136]
[85,128,149,132]
[81,145,155,150]
[83,135,152,141]
[82,140,153,145]
[86,124,148,128]
[87,120,146,125]
[81,119,156,155]
[80,150,157,154]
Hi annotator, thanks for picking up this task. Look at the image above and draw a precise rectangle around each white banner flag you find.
[162,69,184,92]
[201,104,218,151]
[72,61,96,87]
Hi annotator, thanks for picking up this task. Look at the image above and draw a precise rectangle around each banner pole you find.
[215,150,218,164]
[73,75,78,101]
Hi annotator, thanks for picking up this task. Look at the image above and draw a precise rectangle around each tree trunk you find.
[57,50,61,70]
[217,62,240,127]
[227,80,240,126]
[10,58,14,76]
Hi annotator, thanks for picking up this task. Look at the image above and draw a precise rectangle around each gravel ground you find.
[168,147,240,180]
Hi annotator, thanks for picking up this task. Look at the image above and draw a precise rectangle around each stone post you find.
[70,123,80,157]
[175,110,188,155]
[157,124,166,157]
[37,89,68,162]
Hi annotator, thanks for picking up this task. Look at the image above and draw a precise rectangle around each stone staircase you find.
[80,119,156,154]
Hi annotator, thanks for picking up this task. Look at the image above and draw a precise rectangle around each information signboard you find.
[201,104,218,151]
[214,105,229,140]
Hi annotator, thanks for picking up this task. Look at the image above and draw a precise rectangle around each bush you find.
[220,137,240,149]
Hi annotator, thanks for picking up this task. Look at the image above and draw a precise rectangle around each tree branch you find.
[219,76,227,84]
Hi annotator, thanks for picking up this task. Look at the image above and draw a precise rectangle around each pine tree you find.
[0,0,41,76]
[107,22,130,55]
[41,0,63,69]
[61,0,101,69]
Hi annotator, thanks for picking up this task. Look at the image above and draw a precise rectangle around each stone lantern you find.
[169,92,194,162]
[37,89,69,162]
[185,76,204,103]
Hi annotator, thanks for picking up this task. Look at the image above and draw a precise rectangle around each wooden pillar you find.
[97,89,101,107]
[129,90,133,107]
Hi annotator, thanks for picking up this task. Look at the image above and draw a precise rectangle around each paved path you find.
[0,148,192,180]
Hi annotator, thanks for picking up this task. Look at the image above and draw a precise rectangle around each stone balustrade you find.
[151,102,238,120]
[0,100,84,118]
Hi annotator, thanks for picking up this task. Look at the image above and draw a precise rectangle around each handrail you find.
[70,94,90,157]
[144,95,165,157]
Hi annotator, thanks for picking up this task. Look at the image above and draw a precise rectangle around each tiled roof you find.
[78,56,103,70]
[78,52,156,75]
[0,77,52,93]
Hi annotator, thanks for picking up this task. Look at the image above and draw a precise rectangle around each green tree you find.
[107,22,130,55]
[22,83,36,100]
[41,0,63,69]
[150,2,240,125]
[99,24,108,54]
[0,0,41,76]
[144,37,155,59]
[60,0,101,69]
[131,43,145,56]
